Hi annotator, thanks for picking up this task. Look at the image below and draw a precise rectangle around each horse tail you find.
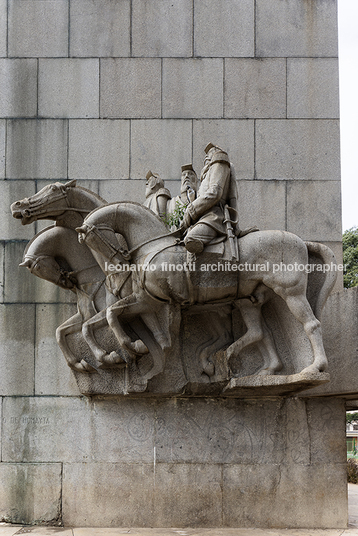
[305,241,337,320]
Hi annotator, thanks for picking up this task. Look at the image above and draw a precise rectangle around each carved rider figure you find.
[166,164,198,214]
[144,170,171,219]
[183,143,239,254]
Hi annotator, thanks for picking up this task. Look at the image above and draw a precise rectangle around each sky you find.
[338,0,358,232]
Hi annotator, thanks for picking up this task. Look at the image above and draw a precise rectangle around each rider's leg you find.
[184,224,217,253]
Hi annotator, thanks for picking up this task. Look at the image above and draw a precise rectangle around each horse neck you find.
[113,203,170,254]
[56,187,106,229]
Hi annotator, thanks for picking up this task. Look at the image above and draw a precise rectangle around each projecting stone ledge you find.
[223,371,330,397]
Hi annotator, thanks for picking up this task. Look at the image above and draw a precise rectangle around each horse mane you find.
[69,184,108,205]
[85,201,168,229]
[23,224,57,257]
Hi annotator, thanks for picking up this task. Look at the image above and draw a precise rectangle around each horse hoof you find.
[133,340,149,355]
[203,361,215,377]
[73,360,96,373]
[98,351,126,368]
[300,364,326,375]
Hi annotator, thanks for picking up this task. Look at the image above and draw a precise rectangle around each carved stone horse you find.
[76,202,337,378]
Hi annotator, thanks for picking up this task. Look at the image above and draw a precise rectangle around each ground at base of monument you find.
[0,526,357,535]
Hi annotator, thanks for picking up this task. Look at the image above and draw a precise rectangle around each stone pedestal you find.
[0,395,347,528]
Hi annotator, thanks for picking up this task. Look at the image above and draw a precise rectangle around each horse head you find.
[20,254,77,290]
[11,180,78,225]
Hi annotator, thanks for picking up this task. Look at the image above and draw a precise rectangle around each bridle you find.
[19,186,91,220]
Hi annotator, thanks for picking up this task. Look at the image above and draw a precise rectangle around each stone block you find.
[100,58,161,119]
[0,241,4,302]
[154,463,222,527]
[8,0,68,57]
[6,120,68,179]
[256,119,340,180]
[130,120,192,180]
[0,181,36,240]
[223,463,347,528]
[0,119,5,178]
[286,180,342,242]
[70,0,130,57]
[300,287,358,398]
[2,397,92,462]
[0,59,37,117]
[99,179,147,204]
[223,464,282,527]
[225,59,286,119]
[194,0,254,57]
[256,0,338,57]
[35,304,80,397]
[287,59,339,119]
[0,304,35,396]
[307,398,346,464]
[155,398,294,465]
[0,463,62,525]
[236,180,286,231]
[68,120,130,179]
[4,241,75,304]
[38,59,99,118]
[62,463,154,527]
[192,119,254,180]
[132,0,192,57]
[2,397,155,463]
[0,0,6,57]
[163,58,223,119]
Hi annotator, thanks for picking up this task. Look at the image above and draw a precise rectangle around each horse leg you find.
[56,313,96,373]
[198,310,233,378]
[106,294,149,358]
[280,293,328,373]
[226,299,282,375]
[82,309,127,367]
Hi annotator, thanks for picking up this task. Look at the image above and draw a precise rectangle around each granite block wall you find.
[0,0,346,527]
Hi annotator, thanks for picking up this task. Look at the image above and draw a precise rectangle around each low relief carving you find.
[11,144,336,397]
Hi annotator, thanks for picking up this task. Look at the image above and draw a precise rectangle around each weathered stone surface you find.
[1,181,36,240]
[0,0,6,57]
[307,398,346,464]
[236,179,286,231]
[0,241,4,302]
[68,120,130,179]
[38,59,99,118]
[0,304,35,395]
[0,59,37,117]
[194,0,254,57]
[8,0,68,57]
[70,0,130,57]
[192,119,254,180]
[301,287,358,398]
[130,120,192,180]
[162,59,223,119]
[256,119,340,180]
[6,120,68,179]
[153,463,222,528]
[0,463,62,525]
[287,59,340,119]
[100,59,161,119]
[4,241,75,304]
[225,59,286,118]
[256,0,338,57]
[223,463,347,528]
[286,180,342,241]
[63,463,155,527]
[35,304,80,397]
[132,0,192,58]
[0,119,5,178]
[98,179,147,204]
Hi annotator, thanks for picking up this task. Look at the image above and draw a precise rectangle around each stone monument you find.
[0,0,352,529]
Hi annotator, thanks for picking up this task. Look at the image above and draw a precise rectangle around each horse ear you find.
[65,179,77,188]
[19,259,32,268]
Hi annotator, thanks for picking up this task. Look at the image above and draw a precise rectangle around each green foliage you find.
[347,412,358,424]
[343,227,358,288]
[162,200,187,230]
[348,458,358,483]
